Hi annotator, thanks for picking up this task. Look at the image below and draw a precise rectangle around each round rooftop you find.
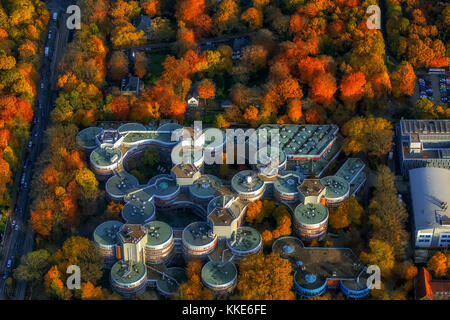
[189,175,221,199]
[201,261,237,288]
[231,170,264,194]
[152,177,179,197]
[227,227,261,254]
[274,172,303,195]
[110,261,147,285]
[294,270,326,290]
[76,127,102,149]
[272,236,304,256]
[157,122,182,132]
[93,220,123,247]
[90,147,122,168]
[182,222,216,247]
[118,122,147,133]
[294,203,329,225]
[320,175,350,200]
[122,200,155,224]
[145,221,173,247]
[105,172,139,199]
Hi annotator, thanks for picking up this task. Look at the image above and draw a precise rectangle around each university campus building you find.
[78,121,369,298]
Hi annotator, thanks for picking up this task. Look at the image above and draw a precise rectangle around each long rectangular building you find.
[397,119,450,175]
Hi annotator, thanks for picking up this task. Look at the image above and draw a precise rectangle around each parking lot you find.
[413,70,450,105]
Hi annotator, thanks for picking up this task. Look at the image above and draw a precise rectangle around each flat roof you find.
[201,261,237,286]
[273,237,365,281]
[122,131,174,143]
[111,261,146,284]
[257,124,338,157]
[105,172,139,198]
[207,195,235,214]
[274,171,303,195]
[122,199,155,224]
[171,163,199,179]
[400,119,450,135]
[231,170,264,193]
[208,208,235,226]
[76,127,102,148]
[182,222,216,246]
[409,167,450,230]
[335,158,365,184]
[294,203,328,225]
[90,147,121,167]
[156,267,187,295]
[118,224,146,244]
[227,227,261,252]
[298,179,325,197]
[320,175,350,199]
[189,175,221,198]
[93,220,123,246]
[145,221,173,246]
[118,122,147,133]
[144,177,179,197]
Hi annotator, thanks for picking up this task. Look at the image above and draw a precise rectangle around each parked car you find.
[6,260,11,269]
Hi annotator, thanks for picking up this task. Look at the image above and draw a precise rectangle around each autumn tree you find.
[390,62,416,98]
[427,252,448,278]
[107,95,130,121]
[237,253,295,300]
[197,78,216,104]
[342,116,394,158]
[75,168,99,200]
[108,51,129,81]
[213,0,240,35]
[241,8,263,31]
[287,98,303,122]
[340,72,366,106]
[310,73,337,106]
[368,165,409,259]
[214,114,230,129]
[245,200,263,223]
[141,0,160,17]
[329,197,364,230]
[81,281,104,300]
[360,239,395,278]
[13,249,52,287]
[134,52,148,79]
[177,260,213,300]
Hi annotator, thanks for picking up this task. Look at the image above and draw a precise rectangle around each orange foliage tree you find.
[177,260,213,300]
[390,62,416,98]
[340,72,366,105]
[197,78,216,103]
[310,73,337,106]
[427,252,448,278]
[237,253,295,300]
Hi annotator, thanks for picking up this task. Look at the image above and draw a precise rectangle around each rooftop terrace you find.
[201,261,237,287]
[273,237,365,281]
[189,175,221,198]
[93,220,123,246]
[227,227,261,253]
[111,260,147,285]
[182,222,216,246]
[145,221,173,247]
[294,203,328,225]
[274,171,303,195]
[320,175,350,199]
[231,170,264,194]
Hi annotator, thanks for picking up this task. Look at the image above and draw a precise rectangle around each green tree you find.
[13,249,52,287]
[75,168,99,200]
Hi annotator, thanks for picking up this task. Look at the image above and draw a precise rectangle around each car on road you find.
[6,260,11,269]
[24,159,29,169]
[11,220,15,227]
[41,82,44,89]
[21,174,25,185]
[14,224,18,231]
[28,140,32,148]
[34,131,39,138]
[23,182,28,189]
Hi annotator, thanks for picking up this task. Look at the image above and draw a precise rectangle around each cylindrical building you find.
[294,270,327,298]
[90,147,122,177]
[147,176,180,207]
[293,203,329,242]
[320,175,350,206]
[105,171,139,201]
[110,260,147,298]
[340,271,370,299]
[189,175,222,204]
[226,227,262,258]
[144,221,174,264]
[93,220,123,267]
[201,261,237,294]
[182,222,218,259]
[76,126,102,151]
[231,170,265,201]
[122,196,155,224]
[274,172,303,202]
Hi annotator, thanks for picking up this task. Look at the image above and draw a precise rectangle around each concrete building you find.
[144,221,175,264]
[201,261,237,294]
[397,119,450,176]
[273,236,369,298]
[293,203,329,242]
[110,260,148,297]
[93,220,123,267]
[320,175,350,206]
[117,224,148,263]
[298,179,326,204]
[409,167,450,248]
[182,222,218,259]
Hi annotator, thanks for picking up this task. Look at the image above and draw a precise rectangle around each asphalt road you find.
[0,0,73,300]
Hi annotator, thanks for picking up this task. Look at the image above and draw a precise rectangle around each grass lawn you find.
[144,52,168,85]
